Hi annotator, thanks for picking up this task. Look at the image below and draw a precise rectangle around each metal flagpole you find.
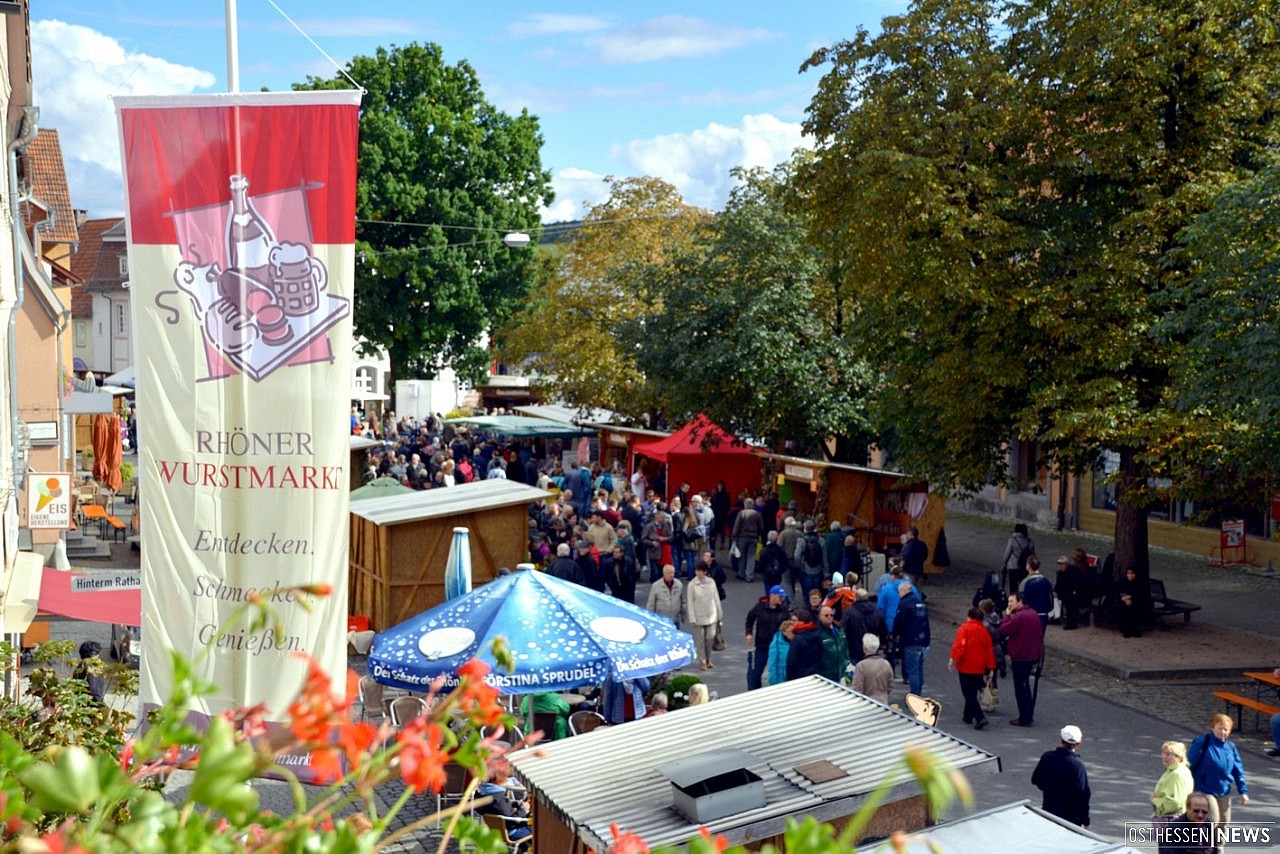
[225,0,240,93]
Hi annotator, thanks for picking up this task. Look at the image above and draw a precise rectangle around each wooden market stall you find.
[583,424,667,482]
[348,480,551,631]
[757,451,948,575]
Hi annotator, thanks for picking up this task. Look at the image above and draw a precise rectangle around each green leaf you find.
[188,716,260,824]
[20,746,101,813]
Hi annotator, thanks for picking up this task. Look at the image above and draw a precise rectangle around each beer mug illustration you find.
[267,242,328,317]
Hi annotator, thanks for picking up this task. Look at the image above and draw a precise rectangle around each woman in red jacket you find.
[948,607,997,730]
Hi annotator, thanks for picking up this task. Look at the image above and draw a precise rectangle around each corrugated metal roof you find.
[509,675,1000,850]
[754,449,913,481]
[350,436,383,452]
[349,479,550,525]
[513,403,616,425]
[858,800,1138,853]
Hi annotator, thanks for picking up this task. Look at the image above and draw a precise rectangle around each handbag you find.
[979,677,999,712]
[712,622,726,651]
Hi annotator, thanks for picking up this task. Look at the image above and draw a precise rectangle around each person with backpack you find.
[1187,713,1249,843]
[893,580,931,696]
[972,570,1008,613]
[1003,523,1036,591]
[1020,556,1056,628]
[794,520,825,602]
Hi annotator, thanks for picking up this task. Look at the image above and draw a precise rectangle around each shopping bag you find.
[979,677,999,712]
[730,543,741,559]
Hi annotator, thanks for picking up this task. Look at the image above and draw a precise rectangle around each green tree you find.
[298,43,553,384]
[631,165,876,460]
[495,177,707,421]
[801,0,1280,576]
[799,0,1034,478]
[1161,163,1280,494]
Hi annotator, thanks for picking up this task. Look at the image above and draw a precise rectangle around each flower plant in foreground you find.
[0,586,969,853]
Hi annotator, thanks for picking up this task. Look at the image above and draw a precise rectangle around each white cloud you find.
[610,113,812,211]
[542,168,611,223]
[30,20,216,216]
[505,14,611,38]
[588,16,776,64]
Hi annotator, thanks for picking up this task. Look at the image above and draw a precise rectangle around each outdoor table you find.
[1243,670,1280,729]
[81,503,108,538]
[558,692,587,707]
[1244,670,1280,700]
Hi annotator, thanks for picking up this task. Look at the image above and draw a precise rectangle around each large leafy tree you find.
[801,0,1280,575]
[631,166,876,460]
[799,0,1033,479]
[298,43,552,384]
[1161,164,1280,493]
[494,177,707,421]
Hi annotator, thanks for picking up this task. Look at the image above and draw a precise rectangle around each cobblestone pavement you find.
[38,499,1280,848]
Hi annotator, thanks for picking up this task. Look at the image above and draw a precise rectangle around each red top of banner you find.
[119,102,359,245]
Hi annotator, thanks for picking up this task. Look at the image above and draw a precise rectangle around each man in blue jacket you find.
[892,581,930,696]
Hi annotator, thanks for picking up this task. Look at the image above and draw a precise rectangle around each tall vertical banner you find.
[115,92,361,761]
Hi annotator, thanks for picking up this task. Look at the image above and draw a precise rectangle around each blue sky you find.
[34,1,906,222]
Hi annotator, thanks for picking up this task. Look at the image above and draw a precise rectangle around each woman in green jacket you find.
[1150,740,1193,817]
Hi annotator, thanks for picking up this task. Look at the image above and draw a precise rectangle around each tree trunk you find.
[1112,447,1150,582]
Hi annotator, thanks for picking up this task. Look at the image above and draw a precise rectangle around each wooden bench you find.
[1149,578,1201,625]
[104,516,128,542]
[1212,690,1280,732]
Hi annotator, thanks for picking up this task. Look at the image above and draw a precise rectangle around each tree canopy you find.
[799,0,1280,574]
[630,165,876,460]
[495,176,707,421]
[298,43,552,384]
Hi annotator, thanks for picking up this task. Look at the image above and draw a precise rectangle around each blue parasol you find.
[368,569,695,694]
[443,526,472,601]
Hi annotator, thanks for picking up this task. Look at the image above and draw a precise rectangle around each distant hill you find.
[538,221,581,244]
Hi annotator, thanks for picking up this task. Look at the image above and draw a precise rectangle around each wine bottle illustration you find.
[225,174,276,285]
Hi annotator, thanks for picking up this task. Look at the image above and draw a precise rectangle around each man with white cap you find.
[1032,725,1091,828]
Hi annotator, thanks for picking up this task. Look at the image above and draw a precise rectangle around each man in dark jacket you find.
[575,540,604,592]
[900,526,929,584]
[1020,556,1055,628]
[1032,725,1091,828]
[1052,554,1088,630]
[841,592,885,665]
[893,581,930,696]
[756,531,790,597]
[603,544,637,604]
[548,543,585,586]
[787,605,846,683]
[745,586,790,690]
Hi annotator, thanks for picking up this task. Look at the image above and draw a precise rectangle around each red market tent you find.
[630,414,762,502]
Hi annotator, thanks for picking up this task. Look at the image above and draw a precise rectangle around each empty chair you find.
[567,709,606,736]
[479,812,532,853]
[388,695,427,728]
[433,761,474,826]
[357,675,384,723]
[532,710,563,742]
[904,693,942,727]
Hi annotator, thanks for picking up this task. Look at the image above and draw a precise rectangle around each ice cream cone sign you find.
[29,473,71,529]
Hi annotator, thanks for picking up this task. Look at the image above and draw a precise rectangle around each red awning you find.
[38,568,141,626]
